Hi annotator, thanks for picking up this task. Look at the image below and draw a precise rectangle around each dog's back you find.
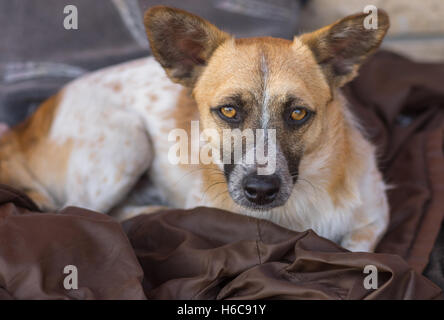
[0,57,187,212]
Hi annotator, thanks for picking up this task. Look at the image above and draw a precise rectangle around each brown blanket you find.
[343,51,444,273]
[0,186,441,300]
[0,51,443,300]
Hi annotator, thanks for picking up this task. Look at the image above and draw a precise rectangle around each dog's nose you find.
[242,174,280,205]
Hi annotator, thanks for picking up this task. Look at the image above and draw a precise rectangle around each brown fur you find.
[0,94,72,209]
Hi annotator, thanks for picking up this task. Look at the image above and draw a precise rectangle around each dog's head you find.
[145,6,389,211]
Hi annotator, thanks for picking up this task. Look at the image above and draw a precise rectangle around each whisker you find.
[220,194,230,207]
[171,167,225,187]
[212,190,229,203]
[202,181,226,202]
[289,172,320,194]
[298,178,320,194]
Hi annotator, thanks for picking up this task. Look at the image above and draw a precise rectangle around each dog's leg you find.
[341,165,389,252]
[25,190,57,211]
[108,174,169,221]
[60,114,154,213]
[341,219,388,252]
[0,152,57,211]
[110,204,169,222]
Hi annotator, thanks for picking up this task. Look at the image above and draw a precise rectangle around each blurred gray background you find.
[1,0,443,126]
[0,0,304,126]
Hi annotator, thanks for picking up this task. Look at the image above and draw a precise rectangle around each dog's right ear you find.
[144,6,230,87]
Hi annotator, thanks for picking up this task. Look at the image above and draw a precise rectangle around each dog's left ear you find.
[300,10,389,88]
[144,6,231,87]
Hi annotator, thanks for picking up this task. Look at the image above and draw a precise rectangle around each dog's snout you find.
[242,174,280,205]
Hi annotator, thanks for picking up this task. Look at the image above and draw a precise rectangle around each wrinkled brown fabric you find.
[0,188,441,300]
[0,185,146,300]
[0,51,443,300]
[123,207,442,300]
[342,51,444,273]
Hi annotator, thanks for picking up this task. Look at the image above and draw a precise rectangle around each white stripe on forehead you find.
[260,53,270,129]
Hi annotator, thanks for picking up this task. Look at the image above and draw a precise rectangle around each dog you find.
[0,6,390,252]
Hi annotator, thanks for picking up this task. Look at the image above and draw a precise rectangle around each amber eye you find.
[290,108,307,121]
[220,106,237,119]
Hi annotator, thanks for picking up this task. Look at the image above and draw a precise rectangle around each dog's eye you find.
[219,106,237,119]
[212,104,241,124]
[290,108,308,122]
